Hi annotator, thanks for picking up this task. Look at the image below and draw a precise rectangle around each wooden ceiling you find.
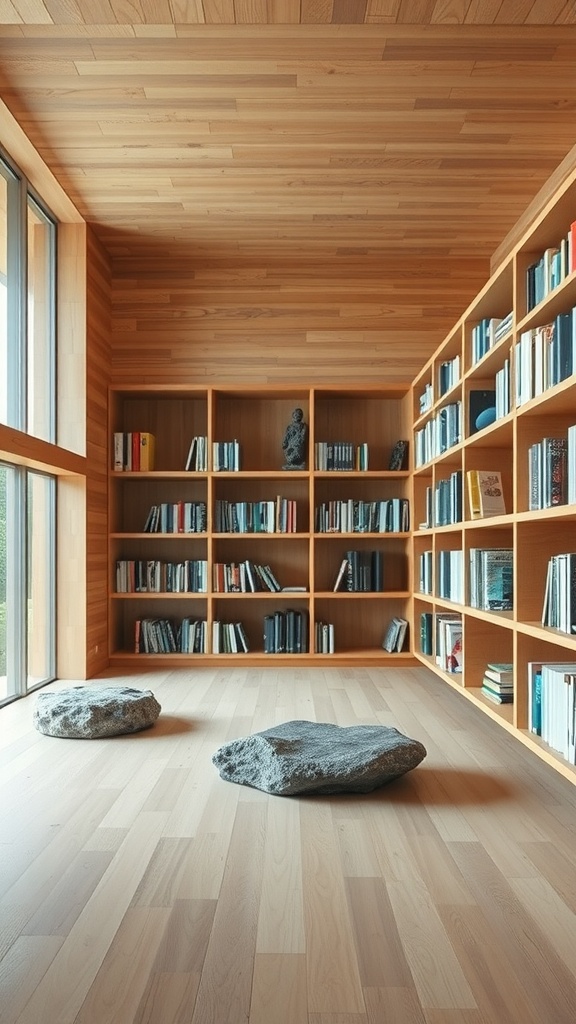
[2,3,576,270]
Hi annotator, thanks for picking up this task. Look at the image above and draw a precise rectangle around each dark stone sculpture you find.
[282,407,307,469]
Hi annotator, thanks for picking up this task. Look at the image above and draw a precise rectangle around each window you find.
[27,198,56,441]
[0,150,57,704]
[0,153,56,440]
[0,463,55,704]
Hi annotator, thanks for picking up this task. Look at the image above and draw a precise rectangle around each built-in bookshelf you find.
[411,167,576,785]
[109,385,413,665]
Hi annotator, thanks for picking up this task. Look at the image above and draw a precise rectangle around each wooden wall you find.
[110,253,488,386]
[86,228,112,679]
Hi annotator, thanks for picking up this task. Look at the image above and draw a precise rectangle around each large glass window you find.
[0,150,57,705]
[27,199,55,441]
[0,154,56,440]
[27,471,55,691]
[0,463,55,705]
[0,168,9,425]
[0,465,8,702]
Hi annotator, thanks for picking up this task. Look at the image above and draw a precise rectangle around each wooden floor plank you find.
[2,665,576,1023]
[250,953,308,1024]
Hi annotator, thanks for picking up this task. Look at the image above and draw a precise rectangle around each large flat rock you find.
[212,719,426,796]
[34,685,161,739]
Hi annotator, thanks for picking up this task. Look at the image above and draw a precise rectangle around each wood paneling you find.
[3,18,576,381]
[86,227,112,678]
[110,253,487,385]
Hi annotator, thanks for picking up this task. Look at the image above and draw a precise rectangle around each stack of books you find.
[480,663,513,705]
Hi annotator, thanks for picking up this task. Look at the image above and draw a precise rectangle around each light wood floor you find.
[2,665,576,1024]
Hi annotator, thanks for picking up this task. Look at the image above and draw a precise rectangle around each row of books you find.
[214,497,297,533]
[469,547,513,611]
[438,353,460,397]
[212,439,241,471]
[135,617,207,654]
[333,550,384,592]
[212,561,282,593]
[314,498,409,534]
[526,225,576,312]
[421,615,511,678]
[471,312,513,365]
[528,436,567,510]
[314,441,369,471]
[213,620,250,653]
[418,381,433,416]
[418,546,513,611]
[264,610,308,653]
[494,358,511,420]
[113,431,155,472]
[185,435,208,471]
[143,501,207,534]
[419,550,432,595]
[416,606,461,671]
[435,613,463,673]
[315,620,335,654]
[514,311,576,406]
[116,559,208,594]
[422,470,462,528]
[529,661,576,764]
[437,549,464,604]
[542,552,576,635]
[415,401,462,466]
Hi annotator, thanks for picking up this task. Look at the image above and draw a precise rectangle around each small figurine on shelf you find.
[282,407,308,469]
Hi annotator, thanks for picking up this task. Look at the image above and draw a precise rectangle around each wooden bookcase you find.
[108,384,414,665]
[411,167,576,784]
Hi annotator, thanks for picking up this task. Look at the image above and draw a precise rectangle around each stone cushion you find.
[212,719,426,796]
[33,685,161,739]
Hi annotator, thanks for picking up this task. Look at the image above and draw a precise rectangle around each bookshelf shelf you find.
[411,166,576,784]
[109,384,413,665]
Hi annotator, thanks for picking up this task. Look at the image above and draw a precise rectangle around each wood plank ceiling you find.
[1,1,576,266]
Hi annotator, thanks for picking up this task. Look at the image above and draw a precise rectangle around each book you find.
[139,432,155,471]
[333,557,349,592]
[113,432,124,471]
[420,612,433,656]
[389,439,408,471]
[466,470,506,518]
[528,662,543,735]
[484,662,513,683]
[394,616,408,652]
[481,685,513,705]
[481,676,513,694]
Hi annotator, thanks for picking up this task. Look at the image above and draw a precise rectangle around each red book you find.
[131,431,141,471]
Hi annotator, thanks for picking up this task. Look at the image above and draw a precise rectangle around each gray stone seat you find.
[33,685,161,739]
[212,719,426,796]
